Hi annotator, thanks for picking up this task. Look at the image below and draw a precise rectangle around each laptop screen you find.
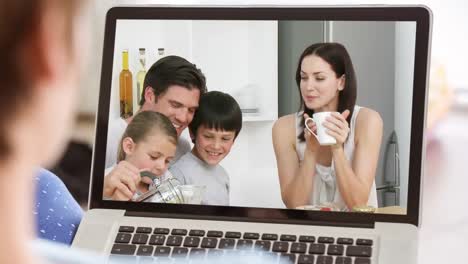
[93,7,430,225]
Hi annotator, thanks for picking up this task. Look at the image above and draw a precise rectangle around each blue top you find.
[34,168,83,245]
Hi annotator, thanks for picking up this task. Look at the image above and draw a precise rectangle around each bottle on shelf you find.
[156,48,165,62]
[119,49,133,119]
[136,48,147,105]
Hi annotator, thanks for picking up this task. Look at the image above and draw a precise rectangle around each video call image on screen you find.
[103,19,416,215]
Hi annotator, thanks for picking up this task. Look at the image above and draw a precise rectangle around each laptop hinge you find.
[124,211,375,229]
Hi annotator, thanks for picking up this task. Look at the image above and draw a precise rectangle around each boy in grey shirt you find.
[170,91,242,206]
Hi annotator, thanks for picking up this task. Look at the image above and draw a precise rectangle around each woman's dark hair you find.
[117,111,178,162]
[0,0,82,158]
[296,42,357,142]
[139,55,207,106]
[189,91,243,142]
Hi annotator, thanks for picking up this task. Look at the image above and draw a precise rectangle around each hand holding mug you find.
[304,110,350,147]
[323,110,350,147]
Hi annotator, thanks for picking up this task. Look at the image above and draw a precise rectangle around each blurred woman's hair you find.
[0,0,83,158]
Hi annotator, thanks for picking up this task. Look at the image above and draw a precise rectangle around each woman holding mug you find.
[272,43,383,210]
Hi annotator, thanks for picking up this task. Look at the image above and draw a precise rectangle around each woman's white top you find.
[295,105,378,210]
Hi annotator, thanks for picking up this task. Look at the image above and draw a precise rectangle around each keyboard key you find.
[261,233,278,240]
[318,237,335,244]
[153,246,171,256]
[236,239,254,250]
[115,233,131,244]
[337,238,354,245]
[183,236,201,247]
[316,255,333,264]
[108,255,137,264]
[355,257,371,264]
[242,251,261,258]
[279,253,296,263]
[356,239,373,246]
[261,252,278,263]
[272,241,289,253]
[308,243,326,254]
[207,248,224,258]
[172,258,186,264]
[111,244,136,255]
[280,234,297,242]
[119,226,135,233]
[189,229,206,237]
[299,235,315,243]
[166,236,183,246]
[149,235,165,245]
[156,257,171,264]
[138,256,154,264]
[189,248,206,258]
[131,234,149,245]
[335,256,352,264]
[290,242,307,253]
[346,246,372,257]
[136,227,152,234]
[172,247,189,258]
[244,232,260,240]
[153,228,170,235]
[327,245,344,256]
[136,245,154,256]
[171,247,188,258]
[201,237,218,248]
[207,230,223,237]
[171,229,188,236]
[298,254,314,264]
[224,250,239,257]
[225,231,241,239]
[219,238,235,249]
[254,240,271,251]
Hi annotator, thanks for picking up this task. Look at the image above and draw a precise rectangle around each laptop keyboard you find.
[110,226,374,264]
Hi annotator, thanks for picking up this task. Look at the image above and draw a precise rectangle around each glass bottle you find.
[156,48,165,62]
[119,49,133,118]
[136,48,146,105]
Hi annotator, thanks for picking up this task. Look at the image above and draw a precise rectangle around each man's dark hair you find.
[189,91,243,142]
[139,55,207,106]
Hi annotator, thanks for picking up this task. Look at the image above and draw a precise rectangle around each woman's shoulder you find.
[355,107,383,138]
[273,113,298,130]
[272,113,297,147]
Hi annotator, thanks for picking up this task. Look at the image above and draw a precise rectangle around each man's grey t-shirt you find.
[104,116,191,169]
[169,151,230,206]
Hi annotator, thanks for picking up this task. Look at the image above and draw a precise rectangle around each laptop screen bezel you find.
[90,6,431,227]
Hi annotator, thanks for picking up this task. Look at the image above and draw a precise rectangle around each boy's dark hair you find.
[189,91,243,142]
[139,55,207,106]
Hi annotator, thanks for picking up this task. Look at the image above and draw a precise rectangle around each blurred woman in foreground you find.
[0,0,88,262]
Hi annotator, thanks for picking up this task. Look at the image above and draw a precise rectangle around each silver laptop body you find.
[73,5,432,264]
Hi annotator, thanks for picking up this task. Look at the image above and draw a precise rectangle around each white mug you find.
[304,112,338,146]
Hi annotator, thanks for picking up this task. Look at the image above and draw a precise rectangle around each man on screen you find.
[103,55,207,201]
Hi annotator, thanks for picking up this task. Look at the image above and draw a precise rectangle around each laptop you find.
[72,5,432,264]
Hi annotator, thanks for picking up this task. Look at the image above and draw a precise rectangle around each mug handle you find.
[304,117,319,140]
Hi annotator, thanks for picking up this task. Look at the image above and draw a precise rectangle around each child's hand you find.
[103,161,140,201]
